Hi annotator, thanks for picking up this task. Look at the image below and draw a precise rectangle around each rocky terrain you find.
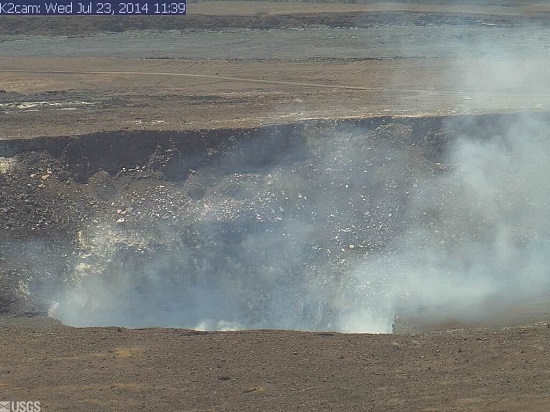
[0,117,441,325]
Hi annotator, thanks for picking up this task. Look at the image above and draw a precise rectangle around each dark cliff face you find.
[2,112,543,177]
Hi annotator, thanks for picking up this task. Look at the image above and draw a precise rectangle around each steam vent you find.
[1,113,549,333]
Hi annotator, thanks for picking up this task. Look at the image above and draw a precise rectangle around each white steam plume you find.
[51,11,550,333]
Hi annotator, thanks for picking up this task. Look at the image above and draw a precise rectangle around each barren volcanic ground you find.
[3,2,550,411]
